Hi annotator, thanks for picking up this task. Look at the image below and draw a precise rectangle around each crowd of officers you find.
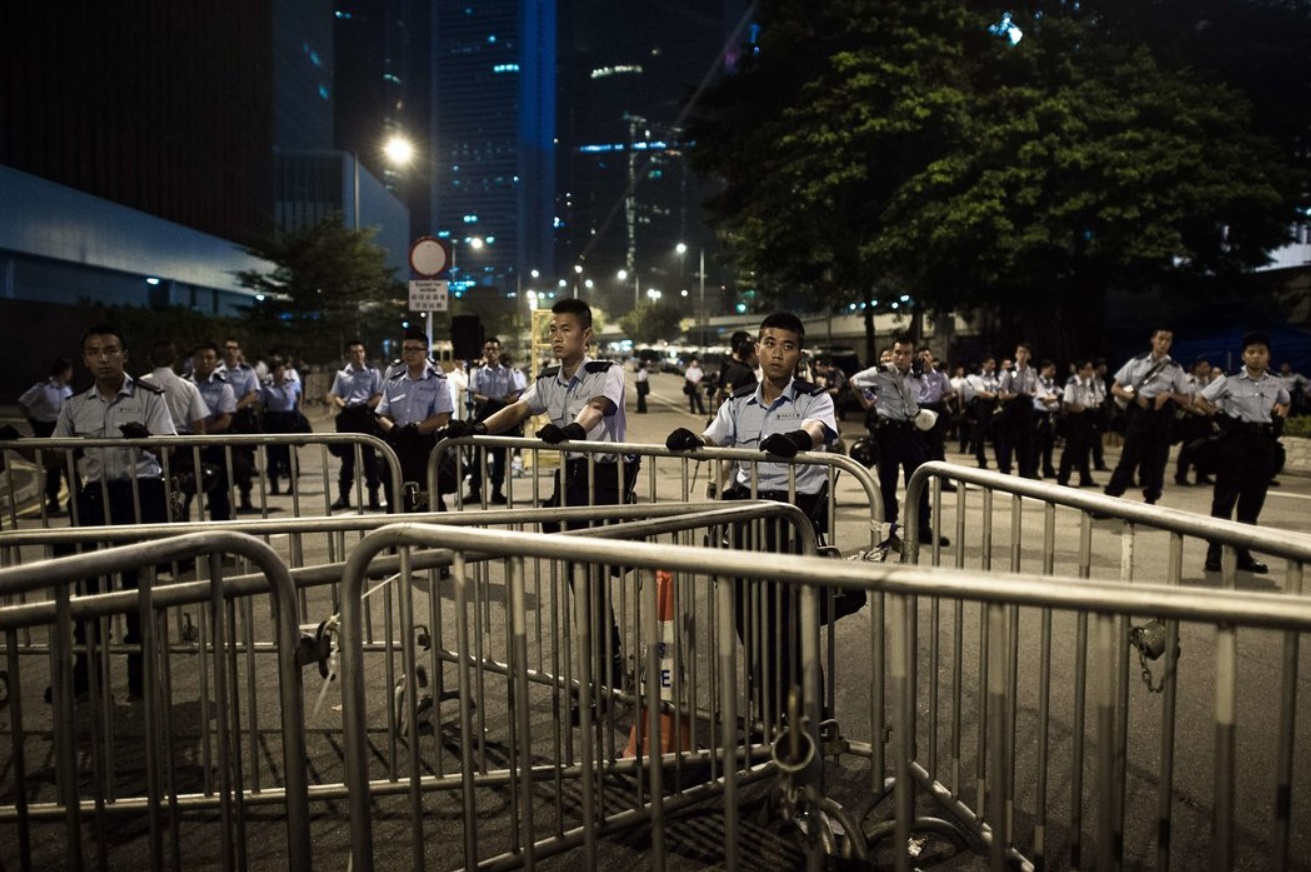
[7,314,1304,714]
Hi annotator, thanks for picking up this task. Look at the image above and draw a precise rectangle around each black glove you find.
[665,427,704,452]
[760,429,812,459]
[119,422,150,439]
[443,419,486,439]
[536,422,587,444]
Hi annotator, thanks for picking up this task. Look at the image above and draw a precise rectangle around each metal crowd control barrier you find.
[901,460,1311,870]
[429,434,887,550]
[1,500,828,870]
[333,524,1311,871]
[0,531,310,871]
[0,433,404,530]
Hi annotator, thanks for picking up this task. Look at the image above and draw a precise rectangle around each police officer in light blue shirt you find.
[465,337,522,503]
[328,339,384,510]
[377,329,454,512]
[450,299,629,707]
[17,356,74,512]
[1102,328,1193,506]
[1196,332,1289,574]
[187,341,238,520]
[665,312,839,727]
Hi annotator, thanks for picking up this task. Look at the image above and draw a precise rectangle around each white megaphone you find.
[913,408,938,431]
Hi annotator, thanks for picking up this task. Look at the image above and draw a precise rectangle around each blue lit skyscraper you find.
[430,0,556,296]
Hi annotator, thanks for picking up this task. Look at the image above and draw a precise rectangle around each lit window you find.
[319,85,330,100]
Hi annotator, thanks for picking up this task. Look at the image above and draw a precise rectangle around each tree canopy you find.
[235,214,405,362]
[689,0,1307,356]
[618,301,686,346]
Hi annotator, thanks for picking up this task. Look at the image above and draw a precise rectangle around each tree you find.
[235,214,404,362]
[618,301,684,346]
[688,0,1306,360]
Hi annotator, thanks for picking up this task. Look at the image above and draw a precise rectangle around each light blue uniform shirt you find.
[330,363,383,406]
[376,366,453,426]
[190,372,237,425]
[1200,369,1289,424]
[704,379,837,494]
[521,357,626,458]
[53,376,176,481]
[1113,353,1191,401]
[18,377,72,422]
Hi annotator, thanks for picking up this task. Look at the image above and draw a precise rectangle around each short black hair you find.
[345,338,366,350]
[51,357,72,376]
[891,334,914,348]
[81,323,126,350]
[192,341,220,357]
[1241,331,1270,352]
[403,328,429,345]
[1016,341,1033,354]
[759,312,805,342]
[148,340,178,367]
[552,298,592,330]
[730,330,754,356]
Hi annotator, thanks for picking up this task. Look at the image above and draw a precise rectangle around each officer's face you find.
[1151,331,1173,356]
[346,344,367,367]
[890,343,915,373]
[83,334,127,381]
[1014,347,1029,366]
[193,349,221,378]
[757,327,802,382]
[483,341,500,362]
[224,341,242,366]
[1242,343,1270,375]
[549,314,589,363]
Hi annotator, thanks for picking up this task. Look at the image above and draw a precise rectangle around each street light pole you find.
[698,247,706,329]
[352,149,360,233]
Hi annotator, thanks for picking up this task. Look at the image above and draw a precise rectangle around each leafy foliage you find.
[235,213,405,361]
[689,0,1307,355]
[618,301,685,346]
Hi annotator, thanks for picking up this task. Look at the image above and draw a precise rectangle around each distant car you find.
[634,348,665,372]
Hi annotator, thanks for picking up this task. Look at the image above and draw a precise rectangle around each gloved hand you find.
[119,422,150,439]
[536,422,587,444]
[760,429,812,459]
[442,419,486,439]
[665,427,704,452]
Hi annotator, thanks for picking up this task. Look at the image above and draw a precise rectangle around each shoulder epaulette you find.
[584,360,614,373]
[791,378,824,396]
[539,365,561,379]
[1133,352,1151,361]
[135,379,165,395]
[731,382,757,399]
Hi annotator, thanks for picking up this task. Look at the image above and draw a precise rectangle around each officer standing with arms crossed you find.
[1195,332,1289,574]
[52,324,176,702]
[1101,328,1193,508]
[327,339,384,511]
[664,312,837,727]
[446,298,628,711]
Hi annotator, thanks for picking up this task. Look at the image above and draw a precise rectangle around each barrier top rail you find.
[430,434,886,545]
[904,460,1311,567]
[0,530,312,868]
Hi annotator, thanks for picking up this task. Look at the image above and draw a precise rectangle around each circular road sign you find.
[409,236,450,278]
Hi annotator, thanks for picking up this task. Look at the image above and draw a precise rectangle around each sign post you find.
[408,236,451,346]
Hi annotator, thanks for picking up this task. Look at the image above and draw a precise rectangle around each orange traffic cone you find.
[624,569,694,758]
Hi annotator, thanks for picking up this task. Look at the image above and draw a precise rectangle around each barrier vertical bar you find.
[1094,612,1119,872]
[987,602,1010,872]
[1213,625,1238,872]
[890,591,912,872]
[718,572,740,872]
[1272,561,1303,872]
[1157,532,1185,871]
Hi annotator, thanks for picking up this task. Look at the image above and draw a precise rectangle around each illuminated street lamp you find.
[676,242,707,328]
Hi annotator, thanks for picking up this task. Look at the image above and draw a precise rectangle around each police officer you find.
[1057,359,1100,488]
[466,337,520,503]
[1196,332,1289,574]
[449,299,628,710]
[997,342,1039,478]
[966,357,1001,469]
[220,338,261,511]
[1174,358,1217,487]
[52,324,176,702]
[1102,329,1193,507]
[375,329,453,513]
[140,340,209,435]
[17,357,74,513]
[916,347,957,490]
[187,341,237,520]
[664,312,837,725]
[260,356,302,495]
[714,330,759,407]
[858,335,950,547]
[327,339,383,511]
[1033,358,1062,479]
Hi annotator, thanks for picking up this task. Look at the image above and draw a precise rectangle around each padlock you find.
[1130,620,1168,661]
